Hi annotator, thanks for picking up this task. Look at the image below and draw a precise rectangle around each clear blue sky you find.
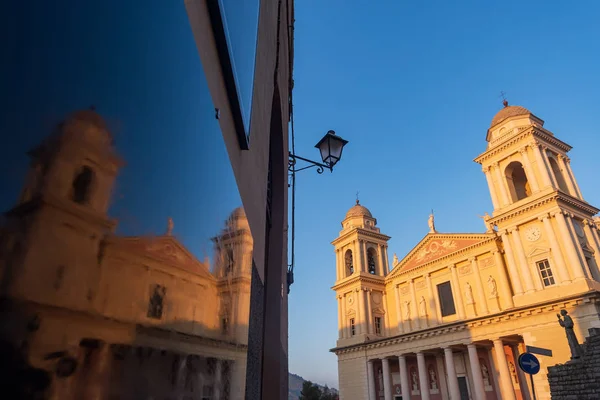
[289,0,600,388]
[2,0,600,392]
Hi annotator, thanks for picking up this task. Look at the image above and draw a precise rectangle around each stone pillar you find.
[382,291,390,336]
[416,352,431,400]
[382,358,393,400]
[539,214,570,284]
[553,211,586,280]
[561,156,584,198]
[338,295,344,339]
[499,231,524,295]
[394,284,404,334]
[493,339,516,400]
[556,155,578,197]
[467,344,486,400]
[566,214,590,277]
[583,220,600,280]
[492,162,510,206]
[367,360,377,400]
[509,227,535,293]
[357,288,365,335]
[449,265,466,319]
[435,354,449,400]
[378,244,385,276]
[336,249,341,280]
[214,359,223,399]
[83,343,113,400]
[398,355,411,400]
[409,279,420,329]
[383,246,390,275]
[470,257,488,314]
[531,142,553,188]
[492,250,514,308]
[366,289,373,334]
[361,240,368,273]
[425,273,440,324]
[443,347,461,400]
[519,147,539,192]
[483,167,500,209]
[354,240,363,273]
[541,145,559,188]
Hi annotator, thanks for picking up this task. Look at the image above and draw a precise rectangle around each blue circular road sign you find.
[518,352,540,375]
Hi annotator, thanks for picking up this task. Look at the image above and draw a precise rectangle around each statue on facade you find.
[166,217,174,236]
[393,253,399,265]
[508,362,518,383]
[404,301,411,320]
[429,368,438,390]
[464,282,474,304]
[477,212,493,232]
[419,296,427,316]
[487,275,498,297]
[481,363,490,386]
[378,368,383,390]
[147,284,166,319]
[428,211,436,233]
[411,370,419,391]
[557,309,583,359]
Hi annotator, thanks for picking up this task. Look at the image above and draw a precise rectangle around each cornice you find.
[331,228,391,246]
[332,273,386,291]
[330,290,600,355]
[474,127,572,165]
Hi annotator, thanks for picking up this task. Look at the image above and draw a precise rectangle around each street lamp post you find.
[287,130,349,292]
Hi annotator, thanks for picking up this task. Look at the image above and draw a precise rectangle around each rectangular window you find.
[537,259,555,286]
[437,281,456,317]
[374,316,382,335]
[350,318,356,336]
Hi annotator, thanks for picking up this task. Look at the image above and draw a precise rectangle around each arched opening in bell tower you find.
[505,161,531,202]
[345,249,354,276]
[548,157,569,193]
[367,248,377,274]
[71,166,94,204]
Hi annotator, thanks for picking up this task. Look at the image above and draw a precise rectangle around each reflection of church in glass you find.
[0,110,251,399]
[332,104,600,400]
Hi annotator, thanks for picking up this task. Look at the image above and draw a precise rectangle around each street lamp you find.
[287,130,349,293]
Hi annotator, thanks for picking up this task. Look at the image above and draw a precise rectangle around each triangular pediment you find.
[110,235,214,280]
[528,247,549,258]
[389,233,494,278]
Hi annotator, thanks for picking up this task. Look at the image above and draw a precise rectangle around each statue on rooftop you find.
[428,211,436,233]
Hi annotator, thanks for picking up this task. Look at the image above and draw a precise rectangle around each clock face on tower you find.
[525,227,541,242]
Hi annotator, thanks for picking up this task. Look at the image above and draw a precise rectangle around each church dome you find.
[345,200,373,219]
[226,206,249,230]
[490,105,531,128]
[230,207,246,219]
[67,109,108,131]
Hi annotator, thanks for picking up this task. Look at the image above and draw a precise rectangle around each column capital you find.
[482,165,490,173]
[466,343,478,349]
[538,213,550,222]
[583,219,595,227]
[527,141,540,149]
[500,229,510,237]
[518,147,528,155]
[468,256,477,262]
[491,161,500,168]
[424,272,431,278]
[356,287,362,292]
[508,226,519,233]
[551,210,565,218]
[491,249,504,255]
[448,264,456,270]
[367,359,375,365]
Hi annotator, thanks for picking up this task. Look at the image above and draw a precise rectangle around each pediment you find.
[110,235,214,280]
[389,233,493,278]
[528,247,549,258]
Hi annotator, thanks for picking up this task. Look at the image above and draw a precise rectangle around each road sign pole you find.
[530,373,537,400]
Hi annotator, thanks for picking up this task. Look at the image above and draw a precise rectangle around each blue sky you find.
[2,0,600,392]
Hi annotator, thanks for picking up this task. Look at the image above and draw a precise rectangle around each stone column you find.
[556,155,578,197]
[214,359,223,399]
[383,246,390,275]
[566,214,590,277]
[540,214,570,284]
[398,355,411,400]
[410,279,420,329]
[336,249,342,280]
[583,220,600,280]
[361,240,368,273]
[553,211,586,280]
[394,284,404,333]
[83,343,113,400]
[367,360,377,400]
[449,265,466,319]
[492,162,510,206]
[492,339,516,400]
[561,156,584,198]
[519,147,539,192]
[540,145,559,188]
[499,231,524,295]
[338,295,344,339]
[483,167,500,209]
[425,273,440,324]
[492,250,514,308]
[175,354,188,395]
[382,291,390,336]
[366,289,373,334]
[531,142,553,188]
[416,352,431,400]
[443,347,461,400]
[354,240,363,273]
[357,288,365,334]
[467,344,486,400]
[509,228,535,293]
[470,257,488,314]
[378,244,385,276]
[382,358,393,400]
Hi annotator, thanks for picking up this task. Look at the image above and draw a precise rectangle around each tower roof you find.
[345,200,372,219]
[67,109,108,131]
[489,105,531,128]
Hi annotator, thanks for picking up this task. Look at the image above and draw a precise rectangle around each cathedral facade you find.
[0,110,251,399]
[331,104,600,400]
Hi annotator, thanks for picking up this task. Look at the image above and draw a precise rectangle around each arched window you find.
[345,249,354,276]
[71,166,94,204]
[225,247,234,275]
[367,248,377,274]
[548,157,569,193]
[505,161,531,202]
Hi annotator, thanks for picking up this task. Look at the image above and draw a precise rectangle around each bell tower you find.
[474,102,600,301]
[331,200,391,345]
[1,109,123,310]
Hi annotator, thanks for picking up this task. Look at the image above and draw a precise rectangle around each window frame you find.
[536,258,556,287]
[374,316,382,335]
[349,318,356,336]
[437,281,457,317]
